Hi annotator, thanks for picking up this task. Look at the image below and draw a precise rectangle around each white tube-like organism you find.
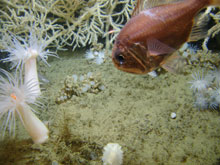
[1,31,58,100]
[0,69,48,144]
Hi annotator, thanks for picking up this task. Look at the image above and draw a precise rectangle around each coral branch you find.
[0,0,135,51]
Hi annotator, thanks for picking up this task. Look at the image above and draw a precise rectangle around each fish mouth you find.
[121,67,146,74]
[112,58,146,74]
[112,54,147,74]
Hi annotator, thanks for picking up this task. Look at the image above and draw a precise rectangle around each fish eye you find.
[115,54,125,64]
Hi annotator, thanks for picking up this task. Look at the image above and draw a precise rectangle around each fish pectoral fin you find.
[161,52,185,74]
[147,38,175,56]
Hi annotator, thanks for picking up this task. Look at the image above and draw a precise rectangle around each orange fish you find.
[112,0,220,74]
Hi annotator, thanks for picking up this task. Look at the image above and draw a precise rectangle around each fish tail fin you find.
[210,0,220,5]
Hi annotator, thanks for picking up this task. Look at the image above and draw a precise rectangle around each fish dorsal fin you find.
[132,0,184,17]
[144,0,184,9]
[147,38,175,56]
[131,0,145,17]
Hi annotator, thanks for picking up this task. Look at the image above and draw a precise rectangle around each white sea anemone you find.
[211,67,220,84]
[1,31,58,99]
[194,93,208,110]
[85,50,95,59]
[212,85,220,105]
[189,71,210,92]
[102,143,123,165]
[85,50,105,65]
[0,69,49,144]
[94,50,105,65]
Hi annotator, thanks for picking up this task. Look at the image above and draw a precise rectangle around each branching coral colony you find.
[0,0,136,51]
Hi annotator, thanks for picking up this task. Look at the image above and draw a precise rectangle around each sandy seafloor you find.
[0,49,220,165]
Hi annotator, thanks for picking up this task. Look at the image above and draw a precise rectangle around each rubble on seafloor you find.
[55,72,105,104]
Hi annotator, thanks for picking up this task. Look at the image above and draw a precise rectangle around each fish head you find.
[112,40,153,74]
[112,37,181,74]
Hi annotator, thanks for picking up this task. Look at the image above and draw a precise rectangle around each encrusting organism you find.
[0,68,49,144]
